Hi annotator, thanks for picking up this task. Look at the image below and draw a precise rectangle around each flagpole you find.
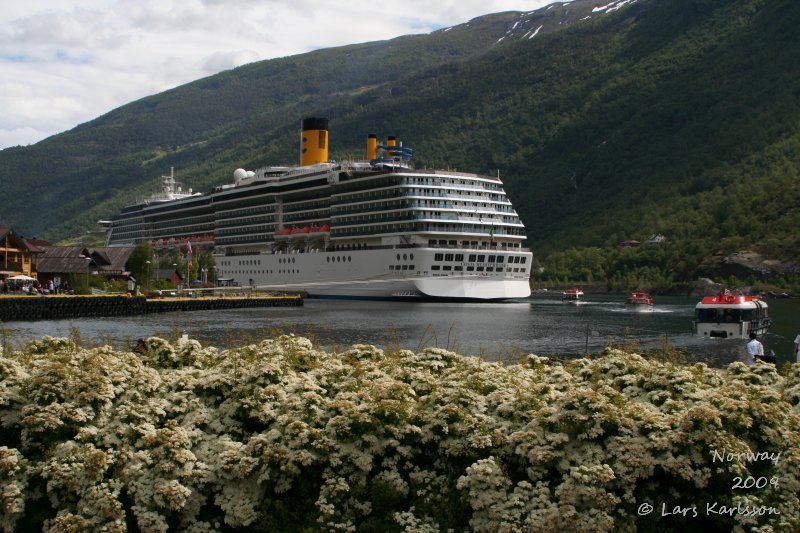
[186,240,191,291]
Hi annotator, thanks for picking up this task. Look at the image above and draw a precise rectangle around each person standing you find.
[746,332,764,366]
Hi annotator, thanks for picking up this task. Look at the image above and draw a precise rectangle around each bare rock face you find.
[720,251,799,279]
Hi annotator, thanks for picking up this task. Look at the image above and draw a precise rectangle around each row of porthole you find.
[396,253,415,261]
[220,270,274,275]
[326,256,352,263]
[220,270,302,276]
[278,257,295,264]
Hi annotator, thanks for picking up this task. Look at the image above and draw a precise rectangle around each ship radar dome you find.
[233,168,247,184]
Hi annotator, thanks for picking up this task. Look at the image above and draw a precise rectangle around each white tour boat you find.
[692,291,770,339]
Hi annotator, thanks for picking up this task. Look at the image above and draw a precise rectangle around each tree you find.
[127,241,153,290]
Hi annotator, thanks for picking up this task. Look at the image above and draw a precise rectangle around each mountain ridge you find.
[2,0,798,289]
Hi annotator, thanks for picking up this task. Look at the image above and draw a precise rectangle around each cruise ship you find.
[103,118,532,300]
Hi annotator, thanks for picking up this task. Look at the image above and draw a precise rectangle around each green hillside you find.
[1,0,798,290]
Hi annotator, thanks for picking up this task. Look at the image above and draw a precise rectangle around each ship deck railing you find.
[217,243,530,256]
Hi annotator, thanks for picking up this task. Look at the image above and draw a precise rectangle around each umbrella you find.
[7,274,35,281]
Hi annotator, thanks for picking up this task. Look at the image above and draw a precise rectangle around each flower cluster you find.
[0,336,798,532]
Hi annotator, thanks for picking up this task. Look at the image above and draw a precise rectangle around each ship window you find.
[496,256,504,263]
[477,255,485,262]
[486,267,494,272]
[696,309,718,322]
[454,266,463,271]
[410,254,414,260]
[443,266,452,271]
[468,254,477,262]
[435,253,444,261]
[432,265,440,270]
[521,257,527,264]
[455,254,464,261]
[389,265,394,270]
[397,254,401,260]
[409,265,414,270]
[514,268,519,273]
[476,267,484,272]
[445,253,454,261]
[402,265,409,270]
[403,254,407,260]
[348,256,351,262]
[488,255,496,263]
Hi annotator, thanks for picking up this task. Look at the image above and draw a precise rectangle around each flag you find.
[185,241,193,274]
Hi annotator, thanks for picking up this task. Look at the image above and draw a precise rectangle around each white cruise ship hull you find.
[216,247,532,300]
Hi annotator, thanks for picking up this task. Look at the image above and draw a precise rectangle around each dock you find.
[0,293,303,322]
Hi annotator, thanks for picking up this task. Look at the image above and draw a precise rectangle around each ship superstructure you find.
[104,118,532,300]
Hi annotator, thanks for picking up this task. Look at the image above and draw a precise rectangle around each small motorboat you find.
[562,289,584,303]
[692,290,770,339]
[625,290,654,311]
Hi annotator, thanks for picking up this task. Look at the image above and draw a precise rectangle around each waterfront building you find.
[0,226,42,280]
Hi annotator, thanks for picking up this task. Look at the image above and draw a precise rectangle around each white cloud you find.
[0,0,554,149]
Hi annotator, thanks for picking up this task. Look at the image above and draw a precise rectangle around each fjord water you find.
[3,294,799,367]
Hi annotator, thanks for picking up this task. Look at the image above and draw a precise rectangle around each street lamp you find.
[172,263,178,290]
[84,256,92,293]
[145,260,151,291]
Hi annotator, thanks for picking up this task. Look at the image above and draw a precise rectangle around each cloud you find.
[0,0,552,149]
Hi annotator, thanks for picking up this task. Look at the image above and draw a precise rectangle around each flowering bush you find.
[0,335,798,532]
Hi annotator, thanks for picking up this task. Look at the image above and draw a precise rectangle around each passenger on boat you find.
[745,332,764,367]
[793,333,800,363]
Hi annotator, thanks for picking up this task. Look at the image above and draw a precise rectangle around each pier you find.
[0,293,303,322]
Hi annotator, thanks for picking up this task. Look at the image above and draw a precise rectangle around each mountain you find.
[1,0,798,290]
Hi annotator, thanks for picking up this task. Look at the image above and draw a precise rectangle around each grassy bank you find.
[1,335,799,531]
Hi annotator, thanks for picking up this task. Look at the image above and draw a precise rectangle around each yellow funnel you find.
[300,117,329,166]
[367,133,377,160]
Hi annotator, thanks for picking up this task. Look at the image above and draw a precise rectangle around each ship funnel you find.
[367,133,377,160]
[300,117,329,166]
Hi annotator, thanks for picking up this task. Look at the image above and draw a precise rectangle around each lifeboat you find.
[692,291,770,339]
[561,289,584,304]
[625,291,654,311]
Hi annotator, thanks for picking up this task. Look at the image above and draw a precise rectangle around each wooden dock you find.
[0,294,303,321]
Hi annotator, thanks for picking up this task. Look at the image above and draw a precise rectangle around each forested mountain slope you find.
[1,0,797,288]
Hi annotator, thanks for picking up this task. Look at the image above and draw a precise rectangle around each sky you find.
[0,1,558,150]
